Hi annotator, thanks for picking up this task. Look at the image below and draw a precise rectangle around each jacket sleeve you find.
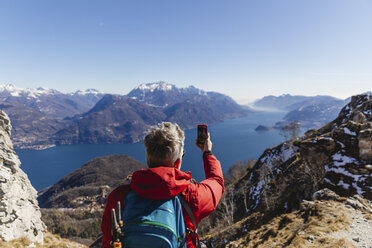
[183,154,225,225]
[101,184,131,248]
[198,154,225,219]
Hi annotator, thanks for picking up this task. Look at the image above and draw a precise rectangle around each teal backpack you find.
[119,190,187,248]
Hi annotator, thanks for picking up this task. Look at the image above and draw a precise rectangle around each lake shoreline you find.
[17,112,287,191]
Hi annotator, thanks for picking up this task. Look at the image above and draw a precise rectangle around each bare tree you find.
[225,159,256,185]
[280,121,300,141]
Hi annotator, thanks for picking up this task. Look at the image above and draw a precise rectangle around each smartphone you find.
[197,124,208,146]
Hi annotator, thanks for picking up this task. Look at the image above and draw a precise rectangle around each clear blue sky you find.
[0,0,371,103]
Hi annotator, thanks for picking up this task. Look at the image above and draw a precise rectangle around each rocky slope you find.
[0,111,45,243]
[202,189,372,248]
[202,94,372,247]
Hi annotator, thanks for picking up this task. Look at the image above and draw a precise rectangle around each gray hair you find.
[144,122,185,168]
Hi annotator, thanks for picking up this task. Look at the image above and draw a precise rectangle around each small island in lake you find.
[255,125,274,131]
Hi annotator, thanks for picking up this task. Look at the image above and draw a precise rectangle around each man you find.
[101,122,224,248]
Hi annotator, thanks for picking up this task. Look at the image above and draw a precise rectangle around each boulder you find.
[358,128,372,163]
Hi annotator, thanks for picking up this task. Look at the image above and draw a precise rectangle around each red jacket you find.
[101,154,224,248]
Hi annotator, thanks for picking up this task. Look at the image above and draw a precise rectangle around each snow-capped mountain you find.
[0,84,104,118]
[134,81,177,92]
[53,82,252,145]
[71,89,103,96]
[0,82,252,148]
[0,84,60,99]
[127,81,235,108]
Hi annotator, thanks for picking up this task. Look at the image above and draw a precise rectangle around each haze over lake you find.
[18,111,287,191]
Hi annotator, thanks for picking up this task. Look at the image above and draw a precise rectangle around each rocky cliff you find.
[0,111,45,243]
[202,94,372,247]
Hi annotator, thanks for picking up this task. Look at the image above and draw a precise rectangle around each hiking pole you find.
[111,208,122,248]
[89,234,102,248]
[117,201,123,228]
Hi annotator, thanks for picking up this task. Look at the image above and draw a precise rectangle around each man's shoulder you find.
[107,184,131,202]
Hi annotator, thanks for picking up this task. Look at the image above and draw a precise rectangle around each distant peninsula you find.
[254,125,273,131]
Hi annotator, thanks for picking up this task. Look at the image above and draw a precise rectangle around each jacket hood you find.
[130,166,192,200]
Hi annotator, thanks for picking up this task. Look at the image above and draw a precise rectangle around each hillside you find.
[38,154,146,208]
[201,94,372,247]
[202,189,372,248]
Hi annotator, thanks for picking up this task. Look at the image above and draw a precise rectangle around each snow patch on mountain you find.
[70,89,104,96]
[136,81,175,92]
[0,83,104,98]
[0,84,58,98]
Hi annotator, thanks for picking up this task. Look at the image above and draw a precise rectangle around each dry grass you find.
[202,199,357,248]
[0,232,87,248]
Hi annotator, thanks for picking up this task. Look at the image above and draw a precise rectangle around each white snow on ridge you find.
[259,144,298,171]
[72,89,103,96]
[0,84,22,96]
[1,83,104,98]
[337,180,350,190]
[0,84,58,98]
[344,127,356,136]
[136,82,175,92]
[325,164,365,194]
[332,153,358,166]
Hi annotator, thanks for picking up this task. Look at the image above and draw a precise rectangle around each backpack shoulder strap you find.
[178,194,201,248]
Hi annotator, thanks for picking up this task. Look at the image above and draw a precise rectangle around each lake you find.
[17,111,288,191]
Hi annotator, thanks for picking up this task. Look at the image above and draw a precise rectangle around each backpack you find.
[120,190,187,248]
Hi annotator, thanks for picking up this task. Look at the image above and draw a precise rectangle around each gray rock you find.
[352,237,360,242]
[0,111,45,243]
[358,129,372,163]
[312,188,339,201]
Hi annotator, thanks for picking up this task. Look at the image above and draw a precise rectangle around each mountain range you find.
[0,82,251,148]
[253,94,351,129]
[2,81,368,148]
[0,84,104,119]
